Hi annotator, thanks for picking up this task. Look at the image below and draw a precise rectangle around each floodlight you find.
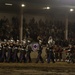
[47,7,50,9]
[43,6,50,9]
[5,3,12,6]
[70,8,74,12]
[21,4,25,7]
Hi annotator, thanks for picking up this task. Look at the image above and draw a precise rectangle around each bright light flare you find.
[5,3,12,6]
[43,6,50,10]
[47,7,50,9]
[70,8,74,12]
[21,4,25,7]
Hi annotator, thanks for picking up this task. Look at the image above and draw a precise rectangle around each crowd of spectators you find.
[24,18,75,47]
[24,18,65,41]
[0,16,75,47]
[0,16,19,40]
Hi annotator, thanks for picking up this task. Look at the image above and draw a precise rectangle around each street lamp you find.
[43,6,50,10]
[20,4,25,42]
[65,8,74,40]
[47,7,50,9]
[70,8,74,12]
[21,4,25,7]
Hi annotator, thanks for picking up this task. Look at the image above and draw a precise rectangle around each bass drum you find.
[30,42,39,51]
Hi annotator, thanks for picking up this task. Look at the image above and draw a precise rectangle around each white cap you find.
[28,40,30,43]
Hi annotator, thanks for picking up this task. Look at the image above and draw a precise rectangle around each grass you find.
[0,62,75,69]
[0,62,75,75]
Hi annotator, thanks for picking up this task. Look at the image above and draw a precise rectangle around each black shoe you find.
[35,61,38,63]
[41,61,44,63]
[53,61,55,63]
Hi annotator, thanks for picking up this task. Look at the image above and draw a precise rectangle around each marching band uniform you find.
[13,44,19,62]
[47,36,55,63]
[58,46,63,61]
[26,45,32,63]
[36,41,44,63]
[2,44,7,62]
[66,45,75,63]
[46,44,49,61]
[19,45,27,63]
[47,45,55,63]
[7,44,13,62]
[54,45,59,61]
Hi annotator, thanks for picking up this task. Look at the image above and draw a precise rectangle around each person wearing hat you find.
[47,44,55,63]
[13,43,19,62]
[19,45,27,63]
[35,40,44,63]
[7,43,13,62]
[1,43,7,62]
[26,44,32,63]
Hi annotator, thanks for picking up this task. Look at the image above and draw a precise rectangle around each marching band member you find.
[13,43,19,62]
[26,40,32,63]
[2,43,7,62]
[66,44,75,63]
[36,39,44,63]
[19,44,27,63]
[46,36,55,63]
[7,43,13,62]
[46,44,55,63]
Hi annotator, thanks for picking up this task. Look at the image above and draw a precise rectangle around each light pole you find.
[20,4,25,41]
[65,8,74,40]
[65,17,68,40]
